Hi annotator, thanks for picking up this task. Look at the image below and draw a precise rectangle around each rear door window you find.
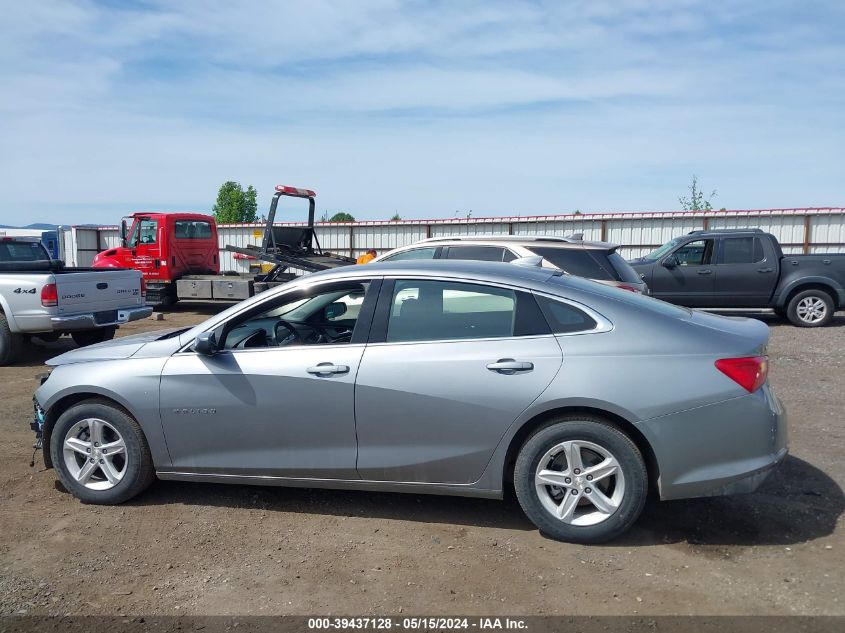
[443,246,508,262]
[385,280,548,343]
[718,237,765,264]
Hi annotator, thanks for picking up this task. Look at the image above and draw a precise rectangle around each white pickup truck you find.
[0,237,152,364]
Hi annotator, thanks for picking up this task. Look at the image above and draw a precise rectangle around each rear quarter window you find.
[526,247,614,280]
[535,295,597,333]
[605,251,644,284]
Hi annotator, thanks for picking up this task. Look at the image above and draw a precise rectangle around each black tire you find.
[50,398,155,504]
[154,292,177,310]
[786,288,835,328]
[34,332,61,343]
[514,415,648,544]
[71,326,116,347]
[0,313,23,366]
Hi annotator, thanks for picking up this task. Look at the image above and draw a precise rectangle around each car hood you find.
[47,328,184,366]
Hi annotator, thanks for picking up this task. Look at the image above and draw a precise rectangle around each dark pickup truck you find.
[628,229,845,327]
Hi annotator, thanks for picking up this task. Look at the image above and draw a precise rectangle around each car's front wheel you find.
[514,415,648,543]
[50,399,155,504]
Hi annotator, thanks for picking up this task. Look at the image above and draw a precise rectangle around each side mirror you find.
[194,331,218,356]
[120,219,128,248]
[324,302,347,320]
[662,255,679,269]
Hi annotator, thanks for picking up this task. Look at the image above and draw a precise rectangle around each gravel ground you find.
[0,306,843,616]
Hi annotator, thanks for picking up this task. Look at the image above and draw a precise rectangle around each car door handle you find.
[306,363,349,376]
[697,269,712,275]
[487,359,534,374]
[757,267,774,273]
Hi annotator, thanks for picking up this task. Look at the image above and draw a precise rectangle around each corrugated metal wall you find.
[63,208,845,270]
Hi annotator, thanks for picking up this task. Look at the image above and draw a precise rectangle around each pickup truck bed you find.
[629,229,845,327]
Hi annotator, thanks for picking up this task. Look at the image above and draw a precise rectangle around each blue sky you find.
[1,0,843,225]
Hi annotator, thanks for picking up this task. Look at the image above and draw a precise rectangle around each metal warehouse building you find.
[60,207,845,271]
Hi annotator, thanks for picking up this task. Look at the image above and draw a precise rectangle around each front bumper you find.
[50,305,152,331]
[31,396,45,438]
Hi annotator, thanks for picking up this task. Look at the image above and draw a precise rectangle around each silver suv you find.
[374,235,648,294]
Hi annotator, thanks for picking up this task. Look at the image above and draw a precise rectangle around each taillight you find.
[41,283,58,307]
[616,284,640,293]
[140,277,147,298]
[715,356,768,393]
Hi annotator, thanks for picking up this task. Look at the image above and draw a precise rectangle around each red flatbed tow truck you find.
[93,185,355,306]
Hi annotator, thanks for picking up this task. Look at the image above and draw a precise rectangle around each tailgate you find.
[55,270,144,313]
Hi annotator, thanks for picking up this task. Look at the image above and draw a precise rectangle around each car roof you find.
[410,235,618,250]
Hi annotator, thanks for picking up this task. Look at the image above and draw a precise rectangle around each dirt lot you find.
[1,306,843,616]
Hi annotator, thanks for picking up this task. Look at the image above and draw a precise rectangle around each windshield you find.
[642,237,685,261]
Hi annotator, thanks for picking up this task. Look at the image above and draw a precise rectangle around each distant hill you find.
[0,223,59,230]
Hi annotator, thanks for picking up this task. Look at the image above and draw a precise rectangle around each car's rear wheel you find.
[514,415,648,543]
[50,399,155,504]
[71,326,116,347]
[787,289,834,327]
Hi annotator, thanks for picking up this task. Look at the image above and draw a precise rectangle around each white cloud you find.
[0,0,843,224]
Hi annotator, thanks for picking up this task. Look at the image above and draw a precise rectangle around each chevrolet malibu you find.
[32,260,787,543]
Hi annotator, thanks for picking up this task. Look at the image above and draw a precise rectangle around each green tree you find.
[329,212,355,222]
[679,175,717,211]
[390,213,402,221]
[212,181,259,223]
[244,185,258,221]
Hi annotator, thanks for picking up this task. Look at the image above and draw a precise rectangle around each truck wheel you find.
[155,293,177,309]
[50,399,155,504]
[787,289,834,327]
[71,327,116,347]
[513,415,648,544]
[0,313,23,365]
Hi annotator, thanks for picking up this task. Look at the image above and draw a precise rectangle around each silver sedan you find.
[32,260,787,543]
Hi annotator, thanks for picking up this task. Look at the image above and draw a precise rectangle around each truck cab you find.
[629,228,845,326]
[93,213,219,305]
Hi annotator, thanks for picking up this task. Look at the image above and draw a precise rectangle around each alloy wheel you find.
[62,418,128,490]
[534,440,625,526]
[796,296,827,324]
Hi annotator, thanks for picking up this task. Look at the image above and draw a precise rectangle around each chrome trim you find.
[155,470,502,499]
[50,306,152,331]
[178,272,612,352]
[366,333,558,348]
